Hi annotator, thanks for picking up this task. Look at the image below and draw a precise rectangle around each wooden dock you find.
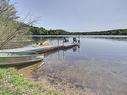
[0,43,79,53]
[0,43,79,66]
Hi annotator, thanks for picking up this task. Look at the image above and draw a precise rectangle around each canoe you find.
[0,51,44,66]
[0,56,43,66]
[0,51,43,57]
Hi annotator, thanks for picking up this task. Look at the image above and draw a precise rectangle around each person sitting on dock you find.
[73,37,77,43]
[63,37,69,43]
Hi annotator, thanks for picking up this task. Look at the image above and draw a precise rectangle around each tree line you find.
[71,29,127,35]
[28,25,70,35]
[28,25,127,35]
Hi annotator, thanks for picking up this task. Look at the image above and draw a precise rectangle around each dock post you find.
[58,39,59,46]
[78,35,80,43]
[63,39,64,46]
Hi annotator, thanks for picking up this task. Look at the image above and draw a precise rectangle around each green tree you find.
[0,0,29,49]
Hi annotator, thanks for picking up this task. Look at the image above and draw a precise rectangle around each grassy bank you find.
[0,67,61,95]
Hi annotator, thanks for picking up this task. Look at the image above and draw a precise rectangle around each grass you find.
[0,67,62,95]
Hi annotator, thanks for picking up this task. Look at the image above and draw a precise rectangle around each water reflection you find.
[17,44,80,80]
[19,36,127,95]
[18,61,43,80]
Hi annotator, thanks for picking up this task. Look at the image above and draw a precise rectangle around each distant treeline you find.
[28,26,70,35]
[28,25,127,35]
[72,29,127,35]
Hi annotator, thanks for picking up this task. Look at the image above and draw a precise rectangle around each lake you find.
[19,35,127,95]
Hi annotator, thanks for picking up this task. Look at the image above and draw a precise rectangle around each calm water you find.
[21,36,127,95]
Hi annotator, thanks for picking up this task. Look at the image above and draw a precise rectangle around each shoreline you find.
[0,67,62,95]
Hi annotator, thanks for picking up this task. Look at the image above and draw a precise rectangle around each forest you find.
[28,25,127,35]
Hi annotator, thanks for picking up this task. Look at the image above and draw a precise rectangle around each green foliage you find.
[0,0,29,49]
[28,25,127,35]
[70,29,127,35]
[28,26,48,35]
[47,29,70,35]
[0,68,61,95]
[28,25,69,35]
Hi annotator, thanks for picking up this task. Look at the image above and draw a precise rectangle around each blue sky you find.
[14,0,127,32]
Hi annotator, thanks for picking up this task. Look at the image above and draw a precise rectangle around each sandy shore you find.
[19,59,127,95]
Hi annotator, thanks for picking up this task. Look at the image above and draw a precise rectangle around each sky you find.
[14,0,127,32]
